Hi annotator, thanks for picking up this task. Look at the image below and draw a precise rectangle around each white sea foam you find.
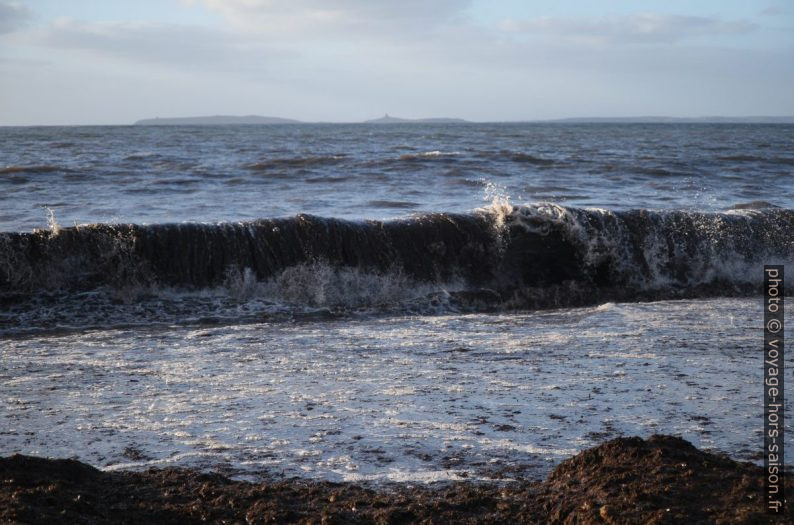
[0,298,783,483]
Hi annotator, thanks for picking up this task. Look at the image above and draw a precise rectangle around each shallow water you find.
[2,298,789,482]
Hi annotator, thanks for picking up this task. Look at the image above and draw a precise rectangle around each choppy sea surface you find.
[1,123,793,482]
[2,123,794,231]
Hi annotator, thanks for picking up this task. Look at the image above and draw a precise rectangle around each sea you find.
[1,122,792,482]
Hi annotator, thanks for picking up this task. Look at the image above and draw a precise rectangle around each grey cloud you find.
[215,0,469,19]
[203,0,469,19]
[0,55,50,66]
[761,6,787,16]
[0,1,31,34]
[503,13,756,45]
[4,2,790,124]
[39,19,292,73]
[197,0,472,38]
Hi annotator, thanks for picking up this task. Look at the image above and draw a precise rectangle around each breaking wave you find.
[1,203,792,332]
[398,151,461,161]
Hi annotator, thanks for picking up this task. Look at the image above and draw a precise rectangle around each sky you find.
[0,0,792,124]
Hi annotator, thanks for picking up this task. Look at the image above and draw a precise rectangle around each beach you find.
[3,435,791,523]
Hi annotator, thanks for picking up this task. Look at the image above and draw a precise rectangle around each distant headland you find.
[133,114,468,125]
[546,116,794,124]
[134,115,301,125]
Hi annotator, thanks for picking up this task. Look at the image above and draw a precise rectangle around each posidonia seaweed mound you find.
[1,435,790,524]
[537,435,788,524]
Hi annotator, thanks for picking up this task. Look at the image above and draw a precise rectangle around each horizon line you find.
[3,115,794,127]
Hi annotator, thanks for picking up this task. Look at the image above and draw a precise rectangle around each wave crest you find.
[1,204,792,331]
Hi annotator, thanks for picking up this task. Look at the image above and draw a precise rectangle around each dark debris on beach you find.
[1,435,790,524]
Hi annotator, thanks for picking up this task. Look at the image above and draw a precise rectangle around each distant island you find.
[134,115,301,125]
[364,114,468,124]
[133,114,468,125]
[544,116,794,124]
[132,114,794,125]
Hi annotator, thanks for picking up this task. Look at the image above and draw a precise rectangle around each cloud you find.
[35,18,291,73]
[0,1,31,34]
[500,13,756,45]
[3,2,790,124]
[761,6,787,16]
[186,0,472,40]
[25,0,470,77]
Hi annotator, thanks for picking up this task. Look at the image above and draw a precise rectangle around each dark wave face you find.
[0,164,66,174]
[1,204,791,333]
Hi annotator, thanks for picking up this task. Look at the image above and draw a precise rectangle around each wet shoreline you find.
[1,435,790,524]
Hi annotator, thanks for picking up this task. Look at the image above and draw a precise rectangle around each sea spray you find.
[45,207,61,236]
